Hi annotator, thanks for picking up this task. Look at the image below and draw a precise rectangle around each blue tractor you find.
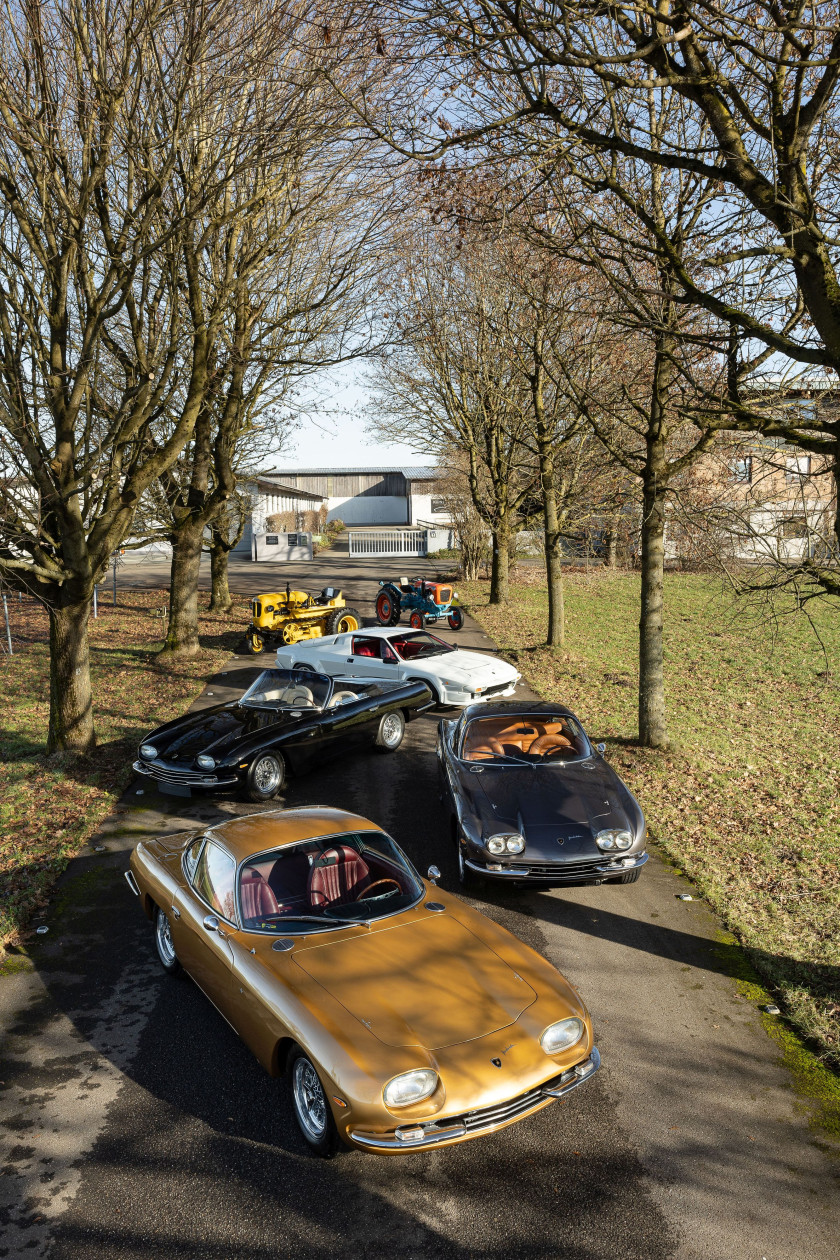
[375,577,464,631]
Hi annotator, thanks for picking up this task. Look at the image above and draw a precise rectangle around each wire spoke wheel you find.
[253,755,281,794]
[380,713,403,747]
[154,907,180,973]
[292,1056,328,1142]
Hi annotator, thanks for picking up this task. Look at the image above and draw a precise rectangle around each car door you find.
[344,634,402,680]
[170,839,237,1025]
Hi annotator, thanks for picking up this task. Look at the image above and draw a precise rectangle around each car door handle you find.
[307,729,317,737]
[347,657,354,663]
[170,905,181,919]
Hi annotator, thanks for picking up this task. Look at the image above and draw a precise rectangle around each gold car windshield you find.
[238,831,423,933]
[461,713,588,764]
[240,668,331,711]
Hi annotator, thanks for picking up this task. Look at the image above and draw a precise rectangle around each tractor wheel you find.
[375,591,401,626]
[447,607,464,631]
[245,629,264,655]
[409,611,424,630]
[327,607,362,634]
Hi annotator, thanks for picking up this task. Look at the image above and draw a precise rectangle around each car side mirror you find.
[203,914,220,932]
[597,742,606,754]
[427,865,440,885]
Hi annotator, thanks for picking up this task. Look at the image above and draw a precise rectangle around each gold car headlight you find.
[540,1018,585,1055]
[383,1069,439,1108]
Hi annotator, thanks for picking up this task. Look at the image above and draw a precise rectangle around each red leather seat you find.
[240,867,280,920]
[354,644,376,657]
[308,846,371,907]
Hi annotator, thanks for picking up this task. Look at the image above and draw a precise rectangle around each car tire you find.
[245,630,264,655]
[292,662,316,672]
[153,906,182,975]
[288,1045,340,1158]
[447,607,464,630]
[374,709,405,752]
[611,867,642,884]
[409,611,424,630]
[327,607,362,634]
[454,820,481,892]
[243,752,286,802]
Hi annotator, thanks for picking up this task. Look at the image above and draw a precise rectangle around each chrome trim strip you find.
[466,855,648,879]
[124,870,141,897]
[348,1050,600,1151]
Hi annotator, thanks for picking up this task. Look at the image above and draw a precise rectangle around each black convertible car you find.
[135,668,433,801]
[438,701,647,888]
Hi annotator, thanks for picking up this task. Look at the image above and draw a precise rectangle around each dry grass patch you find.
[0,591,246,952]
[460,570,840,1070]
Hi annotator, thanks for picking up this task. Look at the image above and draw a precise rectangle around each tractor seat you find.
[314,586,340,605]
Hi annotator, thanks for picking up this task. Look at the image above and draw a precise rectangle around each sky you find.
[277,363,425,470]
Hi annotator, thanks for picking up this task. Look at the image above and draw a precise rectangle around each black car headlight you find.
[595,829,633,852]
[485,833,525,855]
[196,754,216,770]
[140,744,157,760]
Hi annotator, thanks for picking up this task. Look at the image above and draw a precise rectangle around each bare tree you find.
[0,0,313,749]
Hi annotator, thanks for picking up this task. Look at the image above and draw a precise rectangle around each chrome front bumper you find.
[132,760,238,787]
[465,853,649,881]
[349,1048,600,1151]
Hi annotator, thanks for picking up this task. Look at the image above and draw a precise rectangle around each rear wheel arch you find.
[271,1035,295,1078]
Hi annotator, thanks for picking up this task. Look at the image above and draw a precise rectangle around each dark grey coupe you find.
[438,701,647,888]
[135,668,433,801]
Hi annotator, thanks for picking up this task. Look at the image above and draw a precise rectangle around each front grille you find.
[135,759,228,786]
[523,858,606,879]
[457,1073,565,1132]
[480,682,512,698]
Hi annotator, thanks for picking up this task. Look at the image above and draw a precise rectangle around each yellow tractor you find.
[245,584,362,655]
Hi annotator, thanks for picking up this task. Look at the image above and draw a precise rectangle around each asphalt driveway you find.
[1,583,838,1260]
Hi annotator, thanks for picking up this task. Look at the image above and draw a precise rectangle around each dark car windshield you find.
[238,831,423,934]
[460,712,589,764]
[240,668,331,710]
[390,631,455,660]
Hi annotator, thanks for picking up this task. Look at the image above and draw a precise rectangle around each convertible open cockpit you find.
[461,713,587,762]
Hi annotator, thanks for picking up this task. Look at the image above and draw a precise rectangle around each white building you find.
[263,467,448,528]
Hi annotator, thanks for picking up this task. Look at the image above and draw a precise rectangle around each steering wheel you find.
[355,878,402,901]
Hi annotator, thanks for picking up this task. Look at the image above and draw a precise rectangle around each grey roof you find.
[265,466,441,481]
[250,476,324,500]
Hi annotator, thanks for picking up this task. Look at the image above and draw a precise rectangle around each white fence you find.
[349,529,428,557]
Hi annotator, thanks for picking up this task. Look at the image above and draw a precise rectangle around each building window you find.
[732,456,752,483]
[785,455,811,482]
[779,517,808,539]
[430,497,447,514]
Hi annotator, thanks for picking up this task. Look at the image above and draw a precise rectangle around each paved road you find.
[1,567,838,1259]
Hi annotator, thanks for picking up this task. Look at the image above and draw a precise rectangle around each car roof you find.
[460,700,577,721]
[205,806,384,864]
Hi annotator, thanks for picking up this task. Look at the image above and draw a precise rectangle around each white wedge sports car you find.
[276,626,520,707]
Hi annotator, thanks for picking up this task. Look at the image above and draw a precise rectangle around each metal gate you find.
[348,529,428,557]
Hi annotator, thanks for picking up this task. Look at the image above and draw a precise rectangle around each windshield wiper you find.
[273,913,369,929]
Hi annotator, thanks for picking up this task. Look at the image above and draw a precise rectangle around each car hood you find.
[467,762,631,852]
[148,704,300,761]
[427,650,517,683]
[293,914,536,1050]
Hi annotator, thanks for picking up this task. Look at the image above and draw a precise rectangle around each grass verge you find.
[0,590,246,955]
[459,569,840,1073]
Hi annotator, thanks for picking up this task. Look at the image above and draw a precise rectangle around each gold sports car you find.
[126,807,600,1157]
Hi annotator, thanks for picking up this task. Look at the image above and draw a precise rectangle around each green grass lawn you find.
[0,591,245,953]
[460,569,840,1070]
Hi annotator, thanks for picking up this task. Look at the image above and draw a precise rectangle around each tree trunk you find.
[209,540,233,612]
[161,522,203,655]
[606,504,622,568]
[489,518,510,603]
[638,479,668,747]
[47,595,95,753]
